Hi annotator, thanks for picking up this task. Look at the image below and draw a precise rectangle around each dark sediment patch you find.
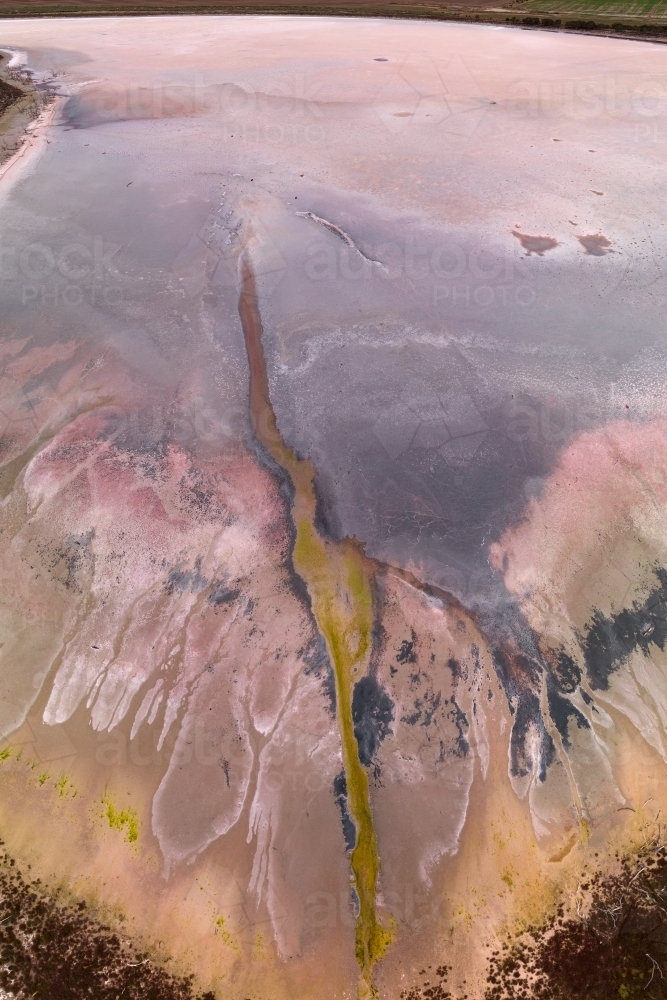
[396,631,417,665]
[397,653,470,756]
[512,231,559,256]
[207,583,241,606]
[549,649,581,693]
[165,556,208,595]
[447,696,469,758]
[546,675,589,749]
[493,635,556,781]
[509,688,555,782]
[333,770,356,852]
[313,470,343,539]
[446,656,467,683]
[0,841,215,1000]
[485,841,667,999]
[582,566,667,690]
[578,234,613,256]
[492,646,541,703]
[302,631,336,715]
[375,568,564,781]
[401,679,442,726]
[352,674,394,766]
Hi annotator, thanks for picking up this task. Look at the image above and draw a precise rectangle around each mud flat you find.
[0,15,666,1000]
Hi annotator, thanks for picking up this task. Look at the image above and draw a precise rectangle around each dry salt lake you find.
[0,15,667,999]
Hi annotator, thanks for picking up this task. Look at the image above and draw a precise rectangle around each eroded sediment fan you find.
[0,14,667,1000]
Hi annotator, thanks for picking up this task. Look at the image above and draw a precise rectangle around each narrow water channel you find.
[238,251,395,998]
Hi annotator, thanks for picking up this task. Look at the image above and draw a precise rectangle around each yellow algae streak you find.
[54,774,78,798]
[101,792,139,845]
[294,522,395,987]
[238,252,393,996]
[215,916,240,953]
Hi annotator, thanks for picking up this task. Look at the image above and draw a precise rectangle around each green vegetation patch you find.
[517,0,667,18]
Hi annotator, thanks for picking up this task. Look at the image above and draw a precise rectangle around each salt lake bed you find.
[0,15,667,999]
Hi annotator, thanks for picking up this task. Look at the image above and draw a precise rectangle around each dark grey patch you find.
[208,584,240,607]
[582,567,667,690]
[408,668,422,691]
[433,699,471,760]
[165,556,208,595]
[64,529,95,592]
[287,567,312,615]
[551,649,581,693]
[220,758,230,787]
[396,631,417,664]
[302,632,336,715]
[400,684,443,729]
[580,688,593,705]
[447,656,468,684]
[546,676,590,749]
[180,465,234,525]
[313,472,342,539]
[493,646,542,703]
[352,674,394,766]
[332,771,356,851]
[510,689,555,782]
[448,696,469,757]
[33,528,96,595]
